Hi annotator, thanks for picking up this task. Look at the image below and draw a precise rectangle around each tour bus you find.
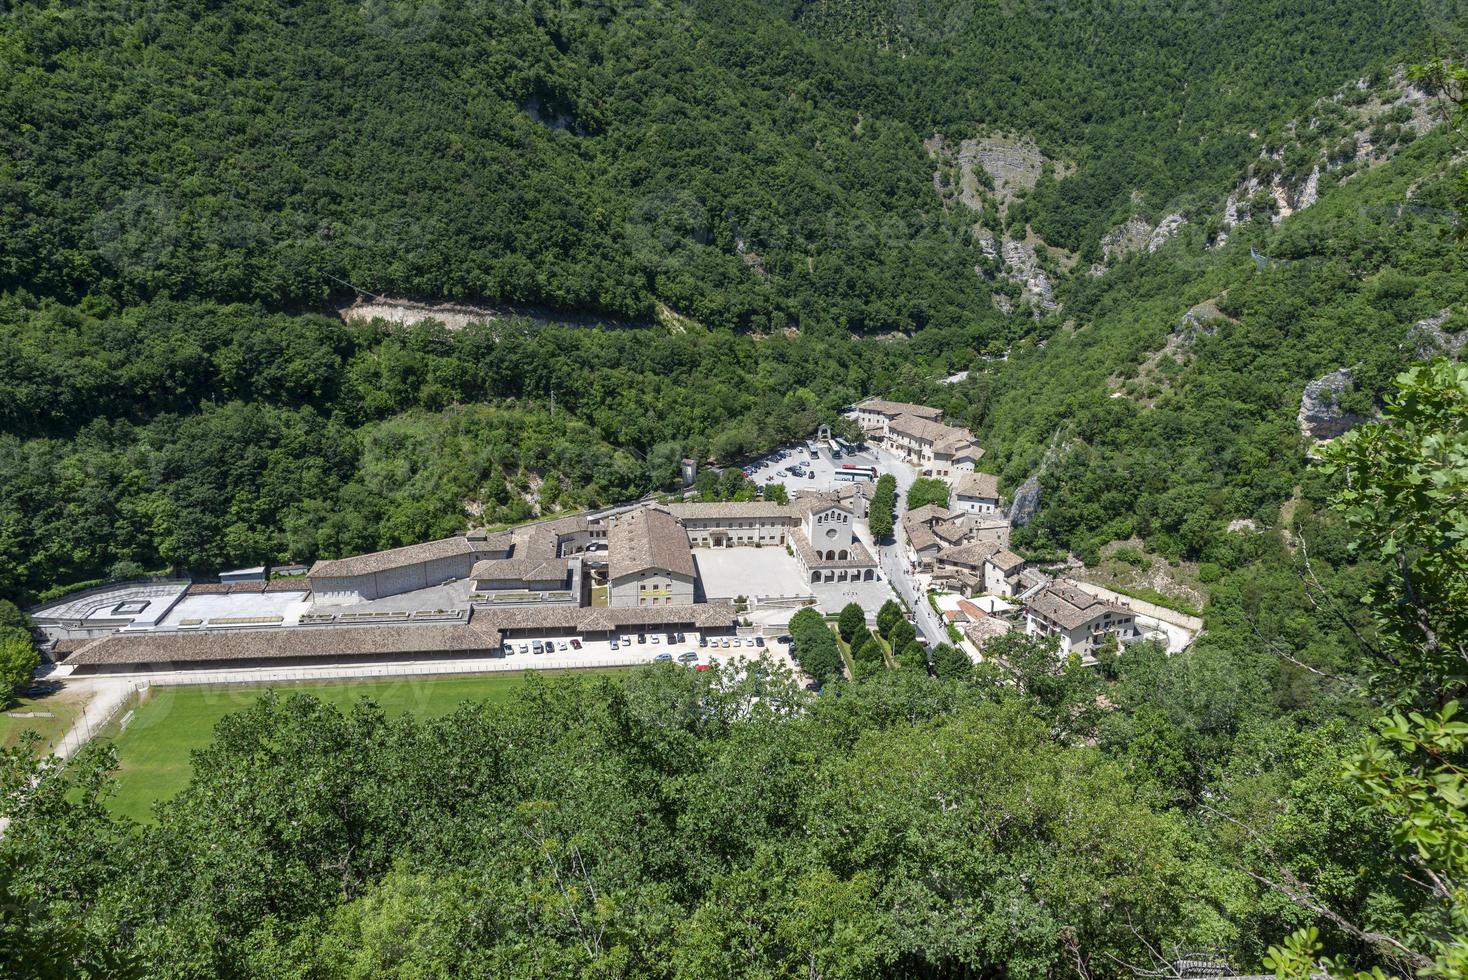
[834,464,877,482]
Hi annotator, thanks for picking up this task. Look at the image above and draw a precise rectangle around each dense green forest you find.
[0,0,1440,329]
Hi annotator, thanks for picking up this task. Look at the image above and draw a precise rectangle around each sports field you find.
[102,670,619,824]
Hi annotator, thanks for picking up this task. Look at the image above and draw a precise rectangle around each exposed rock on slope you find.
[1008,476,1042,527]
[1408,308,1464,359]
[928,131,1071,315]
[1298,368,1370,442]
[1001,239,1058,312]
[1097,212,1188,268]
[1214,70,1442,247]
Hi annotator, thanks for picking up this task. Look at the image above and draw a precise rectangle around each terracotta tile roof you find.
[469,557,573,585]
[665,502,793,521]
[65,602,742,667]
[933,520,968,544]
[935,436,983,459]
[856,398,943,420]
[1024,582,1130,630]
[905,521,940,554]
[309,532,513,579]
[66,618,505,667]
[905,504,954,526]
[957,599,986,620]
[512,529,561,560]
[955,472,1000,499]
[936,540,1002,568]
[964,618,1012,649]
[794,492,854,518]
[609,507,695,580]
[988,549,1025,571]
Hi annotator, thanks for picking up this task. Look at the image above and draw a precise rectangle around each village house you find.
[853,398,943,437]
[884,414,984,478]
[931,539,1028,598]
[1023,582,1137,657]
[953,471,1002,515]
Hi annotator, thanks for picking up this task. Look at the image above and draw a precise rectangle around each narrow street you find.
[870,446,947,648]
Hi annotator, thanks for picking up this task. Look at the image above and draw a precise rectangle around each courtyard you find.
[692,547,812,602]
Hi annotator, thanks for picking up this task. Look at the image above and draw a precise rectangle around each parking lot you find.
[742,440,880,496]
[499,631,798,675]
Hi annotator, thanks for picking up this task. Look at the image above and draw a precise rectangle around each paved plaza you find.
[692,547,812,602]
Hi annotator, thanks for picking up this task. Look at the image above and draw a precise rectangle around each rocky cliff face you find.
[1007,476,1042,527]
[1096,211,1188,269]
[1298,368,1370,442]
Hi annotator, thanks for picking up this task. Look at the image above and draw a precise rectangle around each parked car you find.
[674,632,685,643]
[733,637,743,647]
[698,636,708,648]
[532,641,544,655]
[776,635,792,644]
[637,633,648,644]
[695,663,711,672]
[677,651,698,664]
[754,636,766,648]
[720,637,731,648]
[807,472,815,479]
[649,633,663,645]
[610,638,620,651]
[654,652,674,663]
[621,635,632,646]
[570,638,582,650]
[557,641,568,652]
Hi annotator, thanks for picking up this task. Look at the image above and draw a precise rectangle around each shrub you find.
[896,641,928,671]
[931,643,972,680]
[789,608,843,684]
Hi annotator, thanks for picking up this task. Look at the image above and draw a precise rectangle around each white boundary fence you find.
[46,681,149,761]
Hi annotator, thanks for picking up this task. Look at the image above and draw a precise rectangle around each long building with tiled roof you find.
[665,501,795,547]
[62,601,743,672]
[308,531,515,603]
[854,398,944,433]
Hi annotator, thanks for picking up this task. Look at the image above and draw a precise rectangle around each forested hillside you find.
[1,0,1436,329]
[0,0,1457,602]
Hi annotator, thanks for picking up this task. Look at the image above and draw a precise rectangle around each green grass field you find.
[102,670,618,824]
[1,688,87,750]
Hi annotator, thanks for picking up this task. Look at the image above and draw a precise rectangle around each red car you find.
[695,663,711,672]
